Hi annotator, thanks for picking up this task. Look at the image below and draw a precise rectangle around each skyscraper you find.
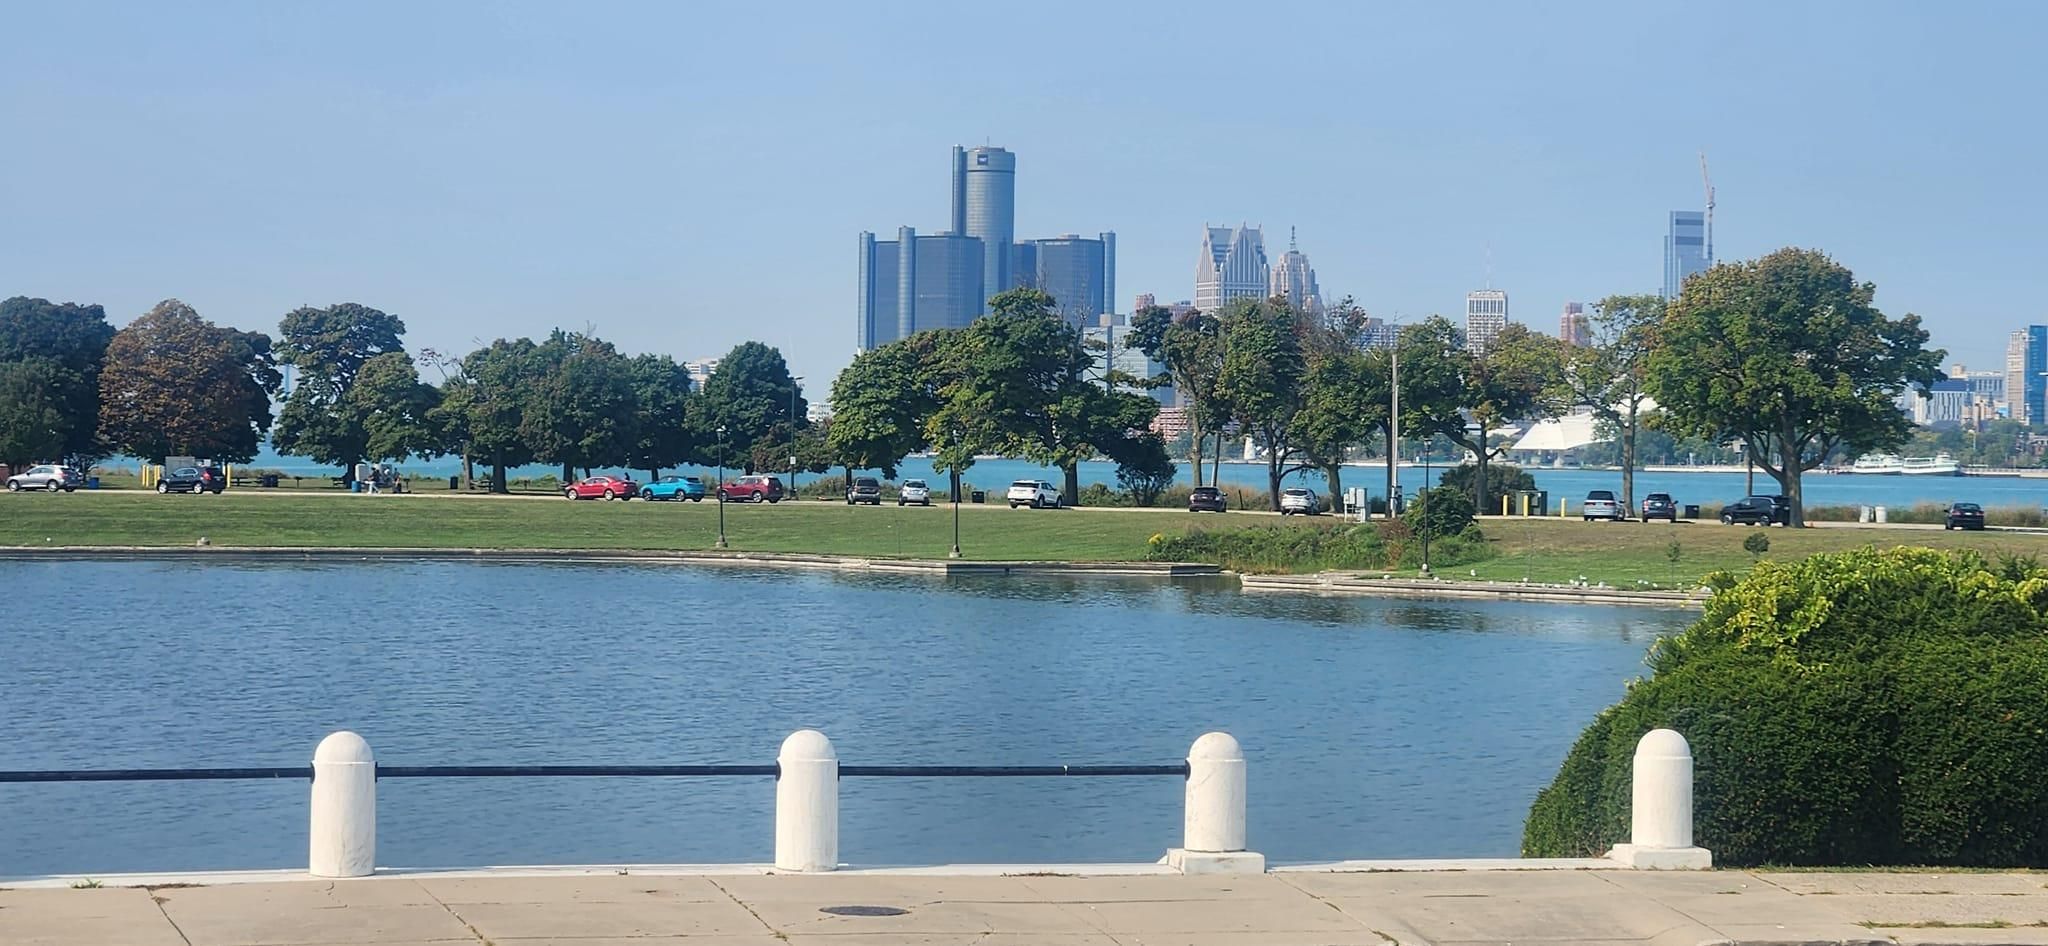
[856,227,985,350]
[1559,302,1590,346]
[1013,233,1116,326]
[2008,331,2029,422]
[1267,228,1322,315]
[1084,313,1171,405]
[1466,290,1508,354]
[2028,326,2048,428]
[1195,225,1268,311]
[1664,211,1709,299]
[954,146,1015,311]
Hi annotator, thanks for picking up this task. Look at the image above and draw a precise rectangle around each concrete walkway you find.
[7,868,2048,946]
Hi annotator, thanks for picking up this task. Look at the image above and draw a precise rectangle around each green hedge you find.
[1144,521,1489,574]
[1523,546,2048,866]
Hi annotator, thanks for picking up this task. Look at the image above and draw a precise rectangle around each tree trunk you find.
[561,462,574,482]
[1620,404,1638,514]
[646,467,658,485]
[1062,463,1080,506]
[462,451,474,491]
[1778,437,1805,527]
[1189,420,1205,487]
[1474,413,1492,518]
[1325,462,1344,513]
[1211,432,1223,486]
[490,461,508,494]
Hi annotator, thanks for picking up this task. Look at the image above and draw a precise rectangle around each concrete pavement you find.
[7,868,2048,946]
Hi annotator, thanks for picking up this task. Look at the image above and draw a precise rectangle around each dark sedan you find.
[1188,486,1228,513]
[1945,502,1985,531]
[1640,492,1678,522]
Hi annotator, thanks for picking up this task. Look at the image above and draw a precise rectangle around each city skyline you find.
[3,4,2036,394]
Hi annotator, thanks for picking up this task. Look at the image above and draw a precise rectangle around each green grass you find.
[11,493,2048,578]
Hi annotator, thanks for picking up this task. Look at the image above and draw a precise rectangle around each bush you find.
[1144,521,1490,574]
[1742,531,1770,556]
[1439,463,1536,510]
[1523,547,2048,866]
[1404,486,1475,537]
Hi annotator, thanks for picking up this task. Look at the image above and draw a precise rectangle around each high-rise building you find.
[1083,313,1172,405]
[2028,326,2048,428]
[1013,232,1116,327]
[1267,228,1322,315]
[1663,210,1709,299]
[2008,331,2029,422]
[683,358,721,391]
[1195,225,1269,311]
[1559,302,1590,346]
[856,227,985,350]
[1914,379,1973,427]
[1360,317,1398,351]
[954,146,1015,310]
[1466,290,1509,354]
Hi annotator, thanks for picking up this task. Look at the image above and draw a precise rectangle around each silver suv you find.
[1279,487,1323,516]
[6,464,82,492]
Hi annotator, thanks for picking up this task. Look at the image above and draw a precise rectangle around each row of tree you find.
[0,297,815,492]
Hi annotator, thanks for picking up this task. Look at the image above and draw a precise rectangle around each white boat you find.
[1901,452,1961,476]
[1846,454,1903,474]
[1840,452,1961,476]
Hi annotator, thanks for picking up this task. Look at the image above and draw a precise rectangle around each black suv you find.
[1640,492,1678,522]
[1188,486,1228,513]
[1720,495,1790,526]
[158,465,225,495]
[845,476,883,505]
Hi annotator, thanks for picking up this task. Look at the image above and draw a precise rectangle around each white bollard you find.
[775,729,838,871]
[1166,732,1265,875]
[1608,728,1711,869]
[309,731,376,877]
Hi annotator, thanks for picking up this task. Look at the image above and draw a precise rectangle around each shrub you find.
[1144,521,1490,574]
[1404,486,1475,537]
[1742,531,1769,556]
[1523,547,2048,866]
[1439,463,1536,510]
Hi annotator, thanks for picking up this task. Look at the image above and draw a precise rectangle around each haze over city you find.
[4,1,2040,389]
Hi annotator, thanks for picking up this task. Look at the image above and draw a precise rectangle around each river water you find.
[0,561,1691,876]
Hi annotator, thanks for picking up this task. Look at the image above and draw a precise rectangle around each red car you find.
[717,474,785,503]
[563,475,637,501]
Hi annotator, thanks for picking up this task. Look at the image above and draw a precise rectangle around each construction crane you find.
[1699,151,1715,264]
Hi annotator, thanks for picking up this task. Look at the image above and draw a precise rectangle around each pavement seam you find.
[413,878,494,945]
[705,876,786,940]
[147,888,194,946]
[1268,873,1402,944]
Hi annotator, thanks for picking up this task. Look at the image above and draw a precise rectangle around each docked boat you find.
[1902,452,1961,476]
[1840,452,1960,476]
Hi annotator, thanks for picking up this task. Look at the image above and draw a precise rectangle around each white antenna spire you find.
[1700,150,1715,263]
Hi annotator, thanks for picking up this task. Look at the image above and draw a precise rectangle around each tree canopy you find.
[271,303,411,477]
[98,299,280,463]
[0,296,114,469]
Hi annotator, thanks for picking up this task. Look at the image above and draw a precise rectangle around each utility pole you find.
[1700,151,1716,266]
[1389,346,1400,519]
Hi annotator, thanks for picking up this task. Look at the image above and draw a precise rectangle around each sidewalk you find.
[7,867,2048,945]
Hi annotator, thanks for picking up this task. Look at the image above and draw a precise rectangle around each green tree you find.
[936,288,1114,500]
[625,353,695,481]
[523,330,639,479]
[1216,297,1306,508]
[271,303,408,481]
[1648,248,1944,525]
[1564,294,1662,511]
[0,297,115,470]
[1109,433,1177,506]
[698,341,804,473]
[440,338,545,492]
[352,352,441,464]
[1385,318,1469,505]
[1452,324,1567,517]
[98,300,280,463]
[828,333,947,478]
[1291,302,1387,512]
[1129,305,1227,484]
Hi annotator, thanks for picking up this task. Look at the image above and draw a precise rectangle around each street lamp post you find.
[1421,447,1432,576]
[948,427,963,559]
[715,425,728,549]
[789,377,804,499]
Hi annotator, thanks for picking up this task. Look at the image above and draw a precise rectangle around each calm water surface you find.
[0,561,1691,875]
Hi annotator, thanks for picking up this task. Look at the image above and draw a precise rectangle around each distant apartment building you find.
[1151,406,1192,441]
[1913,379,1972,427]
[2009,331,2030,423]
[1465,289,1509,354]
[1133,293,1197,320]
[1267,228,1322,315]
[1663,210,1709,299]
[684,358,721,391]
[2029,326,2048,427]
[1083,313,1171,405]
[856,145,1115,350]
[1360,317,1398,351]
[1558,302,1590,346]
[1195,225,1269,311]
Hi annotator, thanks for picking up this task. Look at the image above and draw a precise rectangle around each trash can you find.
[970,489,985,504]
[262,473,280,488]
[1536,491,1550,517]
[351,481,363,493]
[449,475,460,491]
[1684,503,1701,519]
[87,476,101,490]
[1858,504,1872,523]
[1874,505,1887,524]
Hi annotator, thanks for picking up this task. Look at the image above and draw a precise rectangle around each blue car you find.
[640,475,707,502]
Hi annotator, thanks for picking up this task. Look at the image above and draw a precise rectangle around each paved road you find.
[6,868,2046,945]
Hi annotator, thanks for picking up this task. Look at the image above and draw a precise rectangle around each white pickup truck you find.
[1582,489,1626,521]
[1007,479,1062,509]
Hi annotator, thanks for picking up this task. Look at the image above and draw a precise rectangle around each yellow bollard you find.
[1559,497,1568,518]
[226,463,233,488]
[1501,495,1509,516]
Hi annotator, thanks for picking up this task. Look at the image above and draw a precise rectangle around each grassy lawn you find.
[9,492,2048,580]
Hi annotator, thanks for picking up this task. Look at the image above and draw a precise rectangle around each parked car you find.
[1580,490,1625,521]
[1640,492,1678,522]
[6,464,82,492]
[719,475,785,503]
[1720,495,1792,526]
[1279,487,1323,516]
[563,475,636,500]
[640,475,706,501]
[898,478,931,506]
[1944,501,1986,531]
[157,465,224,495]
[846,476,883,505]
[1188,486,1228,513]
[1007,479,1061,509]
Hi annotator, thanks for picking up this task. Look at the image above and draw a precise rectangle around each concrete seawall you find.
[1241,572,1709,609]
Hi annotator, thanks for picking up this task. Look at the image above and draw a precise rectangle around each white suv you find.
[1007,479,1061,509]
[898,478,931,506]
[1582,489,1625,521]
[1279,487,1322,516]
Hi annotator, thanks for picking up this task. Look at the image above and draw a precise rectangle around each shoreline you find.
[1240,572,1708,609]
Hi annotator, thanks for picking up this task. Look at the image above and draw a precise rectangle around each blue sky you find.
[3,1,2040,391]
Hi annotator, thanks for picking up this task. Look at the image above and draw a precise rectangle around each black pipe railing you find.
[0,762,1188,783]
